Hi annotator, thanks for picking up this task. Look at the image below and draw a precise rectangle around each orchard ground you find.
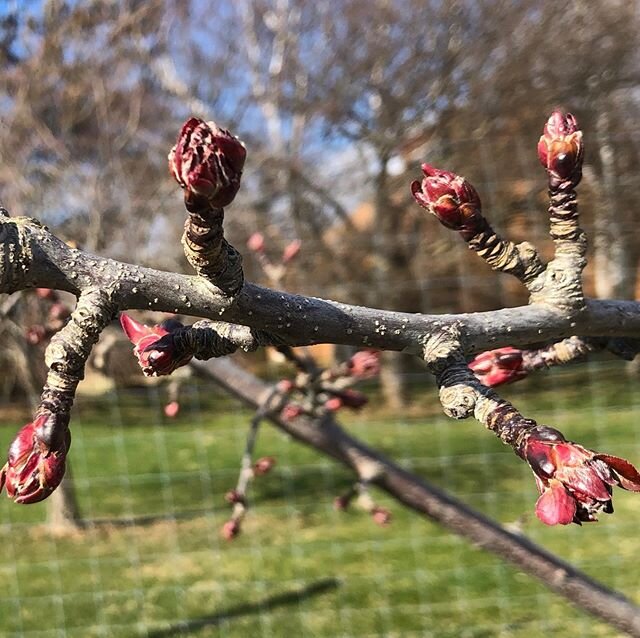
[0,363,639,637]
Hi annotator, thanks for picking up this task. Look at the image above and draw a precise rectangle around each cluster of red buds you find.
[0,414,70,504]
[468,347,527,387]
[168,117,246,207]
[25,288,72,345]
[276,349,381,420]
[522,426,640,525]
[220,456,278,541]
[120,314,192,377]
[537,110,584,187]
[411,164,483,238]
[246,232,302,286]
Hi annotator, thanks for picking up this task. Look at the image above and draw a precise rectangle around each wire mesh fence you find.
[1,357,639,637]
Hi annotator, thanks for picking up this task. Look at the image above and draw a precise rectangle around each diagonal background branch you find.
[192,356,640,637]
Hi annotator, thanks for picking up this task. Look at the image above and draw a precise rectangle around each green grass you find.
[1,361,639,637]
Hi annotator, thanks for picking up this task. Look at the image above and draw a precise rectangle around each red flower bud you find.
[120,313,192,377]
[277,379,295,393]
[537,110,583,185]
[327,397,345,412]
[247,232,265,253]
[371,506,392,526]
[0,414,69,504]
[411,164,482,233]
[281,239,302,264]
[468,347,527,387]
[164,401,180,418]
[523,427,640,525]
[281,403,303,420]
[168,117,246,207]
[221,519,241,540]
[334,495,351,511]
[225,489,246,505]
[348,350,381,379]
[25,325,47,345]
[253,456,276,476]
[48,302,71,322]
[35,288,57,300]
[326,389,368,412]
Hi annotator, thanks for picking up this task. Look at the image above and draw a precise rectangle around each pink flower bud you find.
[48,302,71,322]
[0,414,69,504]
[411,164,482,234]
[281,403,303,420]
[164,401,180,418]
[247,232,265,253]
[324,397,343,412]
[253,456,276,476]
[468,347,527,387]
[537,110,583,185]
[120,314,192,377]
[25,325,47,345]
[277,379,295,393]
[523,426,640,525]
[168,117,246,207]
[281,239,301,264]
[326,390,368,412]
[348,350,381,379]
[221,519,241,540]
[371,507,392,526]
[35,288,57,300]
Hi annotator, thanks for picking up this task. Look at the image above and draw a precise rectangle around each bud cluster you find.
[168,117,246,208]
[0,414,70,504]
[25,288,72,346]
[411,164,483,237]
[468,347,527,387]
[276,349,381,420]
[523,426,640,525]
[246,232,302,287]
[120,314,192,377]
[537,110,583,188]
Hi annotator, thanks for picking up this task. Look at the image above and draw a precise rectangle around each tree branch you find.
[192,356,640,637]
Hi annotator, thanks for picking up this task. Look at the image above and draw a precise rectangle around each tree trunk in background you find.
[373,162,409,407]
[380,350,407,410]
[47,465,81,531]
[592,112,637,300]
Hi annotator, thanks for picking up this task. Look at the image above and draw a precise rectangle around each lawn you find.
[0,361,639,637]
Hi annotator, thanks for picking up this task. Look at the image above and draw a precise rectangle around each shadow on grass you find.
[75,508,210,529]
[146,578,340,637]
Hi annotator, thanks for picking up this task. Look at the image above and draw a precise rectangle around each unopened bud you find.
[0,414,69,504]
[348,350,381,379]
[164,401,180,418]
[371,507,392,526]
[168,117,246,207]
[247,232,265,253]
[281,404,303,420]
[253,456,276,476]
[282,239,301,264]
[221,519,241,540]
[411,164,482,235]
[537,110,583,186]
[120,313,192,377]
